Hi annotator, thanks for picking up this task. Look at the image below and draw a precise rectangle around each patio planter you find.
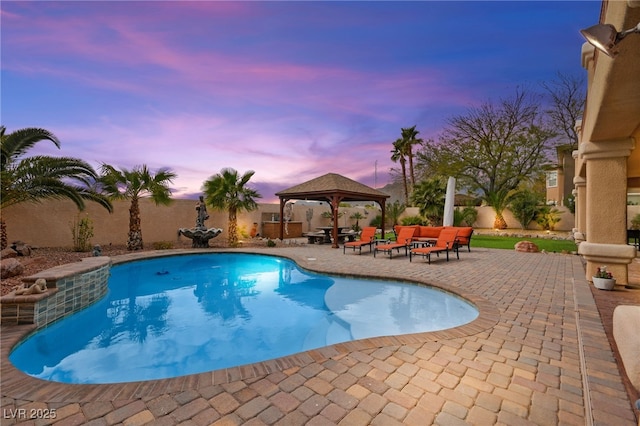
[593,277,616,290]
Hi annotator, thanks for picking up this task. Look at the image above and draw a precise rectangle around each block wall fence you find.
[2,198,579,248]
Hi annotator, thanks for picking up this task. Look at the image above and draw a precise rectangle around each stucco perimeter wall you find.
[3,199,584,248]
[471,206,574,231]
[402,205,575,231]
[2,199,382,248]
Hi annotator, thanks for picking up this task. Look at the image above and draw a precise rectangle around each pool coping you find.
[1,248,499,402]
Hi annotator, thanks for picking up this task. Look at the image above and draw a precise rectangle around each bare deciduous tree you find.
[541,72,586,149]
[417,89,555,229]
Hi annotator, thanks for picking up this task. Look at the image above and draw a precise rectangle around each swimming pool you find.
[10,253,478,384]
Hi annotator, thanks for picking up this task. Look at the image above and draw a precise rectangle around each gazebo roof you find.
[275,173,389,248]
[275,173,390,202]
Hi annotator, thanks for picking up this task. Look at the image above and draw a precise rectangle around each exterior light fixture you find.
[580,22,640,58]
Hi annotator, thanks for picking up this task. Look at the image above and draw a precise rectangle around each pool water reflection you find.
[10,253,478,384]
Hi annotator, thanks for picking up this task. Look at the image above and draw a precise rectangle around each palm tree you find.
[391,138,410,205]
[203,168,261,247]
[400,125,423,187]
[99,164,176,250]
[1,125,112,249]
[386,200,406,228]
[411,177,446,225]
[349,211,364,232]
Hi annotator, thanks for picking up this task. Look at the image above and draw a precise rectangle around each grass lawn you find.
[471,234,577,252]
[382,232,577,252]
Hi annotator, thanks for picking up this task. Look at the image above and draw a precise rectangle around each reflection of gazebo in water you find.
[276,173,390,248]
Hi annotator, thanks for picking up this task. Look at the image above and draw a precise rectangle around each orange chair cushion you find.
[418,226,444,238]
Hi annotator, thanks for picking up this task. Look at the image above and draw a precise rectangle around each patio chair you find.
[343,227,377,254]
[374,227,416,258]
[409,228,459,264]
[453,226,474,252]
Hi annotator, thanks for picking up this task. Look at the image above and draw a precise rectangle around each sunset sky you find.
[2,1,600,202]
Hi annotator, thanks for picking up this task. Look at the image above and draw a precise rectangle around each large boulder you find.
[1,258,24,279]
[10,241,32,257]
[515,241,539,253]
[1,247,18,259]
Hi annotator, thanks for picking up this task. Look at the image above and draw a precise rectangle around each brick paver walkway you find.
[1,245,638,425]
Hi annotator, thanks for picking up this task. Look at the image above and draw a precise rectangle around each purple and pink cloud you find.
[1,1,599,202]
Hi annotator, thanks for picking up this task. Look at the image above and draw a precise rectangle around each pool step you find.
[302,316,352,350]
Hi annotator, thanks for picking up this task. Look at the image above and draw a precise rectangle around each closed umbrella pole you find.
[443,177,456,226]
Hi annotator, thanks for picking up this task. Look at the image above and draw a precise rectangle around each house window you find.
[546,171,558,188]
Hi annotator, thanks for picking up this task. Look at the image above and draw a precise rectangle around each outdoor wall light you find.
[580,22,640,57]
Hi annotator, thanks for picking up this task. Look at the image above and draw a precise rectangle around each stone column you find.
[572,121,585,245]
[578,138,636,284]
[572,174,586,243]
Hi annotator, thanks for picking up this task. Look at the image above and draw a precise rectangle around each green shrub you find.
[401,215,424,225]
[237,224,250,239]
[350,212,364,232]
[509,190,542,229]
[564,194,576,214]
[153,241,174,250]
[70,214,94,252]
[536,206,562,231]
[631,213,640,230]
[266,239,276,247]
[461,206,478,226]
[386,201,406,226]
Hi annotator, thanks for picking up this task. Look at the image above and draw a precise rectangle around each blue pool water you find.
[10,253,478,384]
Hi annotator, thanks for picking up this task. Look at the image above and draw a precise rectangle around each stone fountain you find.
[178,196,222,248]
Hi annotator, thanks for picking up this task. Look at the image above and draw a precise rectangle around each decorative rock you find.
[1,258,24,279]
[11,241,32,256]
[515,241,539,253]
[1,247,18,259]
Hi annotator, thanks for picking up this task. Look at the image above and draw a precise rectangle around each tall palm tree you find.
[1,125,112,249]
[400,125,423,188]
[391,138,410,205]
[203,168,261,247]
[99,164,176,250]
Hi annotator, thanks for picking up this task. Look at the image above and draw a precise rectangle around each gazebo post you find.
[380,199,386,240]
[330,196,342,249]
[278,197,286,240]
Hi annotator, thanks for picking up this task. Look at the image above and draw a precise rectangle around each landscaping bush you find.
[536,206,562,231]
[401,215,424,225]
[369,214,382,228]
[509,190,542,229]
[461,206,478,226]
[70,214,94,252]
[152,241,174,250]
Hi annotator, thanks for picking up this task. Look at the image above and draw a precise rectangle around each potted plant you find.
[592,266,616,290]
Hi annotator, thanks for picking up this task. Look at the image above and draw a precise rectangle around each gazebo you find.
[275,173,390,248]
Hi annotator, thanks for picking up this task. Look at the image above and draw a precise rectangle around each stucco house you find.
[574,0,640,285]
[546,144,576,207]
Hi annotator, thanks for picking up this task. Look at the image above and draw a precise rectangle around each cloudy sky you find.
[2,1,600,202]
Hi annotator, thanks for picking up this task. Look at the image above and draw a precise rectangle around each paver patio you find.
[1,244,639,425]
